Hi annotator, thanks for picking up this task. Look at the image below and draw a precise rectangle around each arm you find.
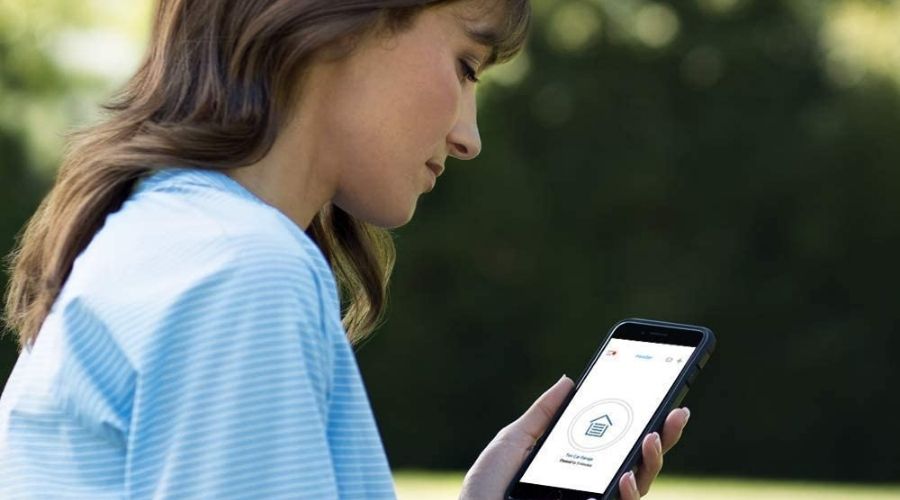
[125,248,338,499]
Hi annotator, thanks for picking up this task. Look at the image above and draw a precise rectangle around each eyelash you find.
[459,59,480,84]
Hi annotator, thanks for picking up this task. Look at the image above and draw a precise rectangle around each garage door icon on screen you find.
[585,415,613,438]
[567,399,633,452]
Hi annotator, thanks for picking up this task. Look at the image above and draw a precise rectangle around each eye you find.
[458,58,480,84]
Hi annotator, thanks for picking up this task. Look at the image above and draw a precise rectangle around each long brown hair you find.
[3,0,530,349]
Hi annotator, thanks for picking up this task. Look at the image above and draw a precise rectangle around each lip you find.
[426,161,445,178]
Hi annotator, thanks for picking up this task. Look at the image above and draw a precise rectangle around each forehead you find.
[442,0,512,62]
[445,0,507,34]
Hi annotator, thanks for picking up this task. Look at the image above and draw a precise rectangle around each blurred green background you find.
[2,0,899,497]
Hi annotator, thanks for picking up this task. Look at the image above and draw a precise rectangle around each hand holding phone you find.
[458,379,691,500]
[505,318,716,500]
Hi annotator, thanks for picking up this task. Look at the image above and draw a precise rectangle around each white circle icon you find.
[566,399,634,452]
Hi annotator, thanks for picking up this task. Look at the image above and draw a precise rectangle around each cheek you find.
[329,57,458,162]
[376,56,461,155]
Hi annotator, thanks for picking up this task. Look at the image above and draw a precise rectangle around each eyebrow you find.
[463,25,501,67]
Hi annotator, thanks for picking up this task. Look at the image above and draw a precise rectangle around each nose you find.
[446,90,482,161]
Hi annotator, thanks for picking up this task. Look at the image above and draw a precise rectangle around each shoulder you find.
[123,168,325,268]
[62,169,341,341]
[81,168,334,294]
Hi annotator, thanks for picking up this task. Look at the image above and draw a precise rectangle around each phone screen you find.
[518,336,696,495]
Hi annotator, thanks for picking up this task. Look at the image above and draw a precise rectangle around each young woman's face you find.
[302,0,498,228]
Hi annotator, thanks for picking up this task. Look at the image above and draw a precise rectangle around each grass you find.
[393,470,900,500]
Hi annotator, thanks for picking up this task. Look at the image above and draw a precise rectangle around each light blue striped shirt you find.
[0,168,397,499]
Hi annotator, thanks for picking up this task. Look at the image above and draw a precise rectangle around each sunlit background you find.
[2,0,900,498]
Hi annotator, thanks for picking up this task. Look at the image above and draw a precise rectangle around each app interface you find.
[520,338,695,494]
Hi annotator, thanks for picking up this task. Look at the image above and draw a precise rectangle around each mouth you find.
[426,161,445,178]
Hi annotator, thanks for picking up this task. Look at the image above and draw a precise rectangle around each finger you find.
[508,375,575,442]
[618,471,640,500]
[661,407,690,453]
[635,432,663,495]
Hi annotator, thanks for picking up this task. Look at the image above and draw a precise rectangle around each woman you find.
[0,0,690,498]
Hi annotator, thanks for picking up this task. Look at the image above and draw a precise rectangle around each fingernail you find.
[626,471,638,494]
[653,432,662,454]
[683,407,691,424]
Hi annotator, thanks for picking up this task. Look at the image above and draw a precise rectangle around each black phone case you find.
[505,318,717,500]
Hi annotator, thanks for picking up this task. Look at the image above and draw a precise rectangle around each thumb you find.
[509,375,575,443]
[459,376,577,499]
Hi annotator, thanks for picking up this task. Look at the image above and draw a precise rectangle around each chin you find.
[371,207,416,229]
[335,200,417,229]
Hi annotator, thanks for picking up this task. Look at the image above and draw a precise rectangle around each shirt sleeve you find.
[125,240,338,499]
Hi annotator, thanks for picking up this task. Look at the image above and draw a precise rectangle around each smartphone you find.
[505,318,716,500]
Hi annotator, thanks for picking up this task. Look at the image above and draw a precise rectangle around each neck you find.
[225,102,337,231]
